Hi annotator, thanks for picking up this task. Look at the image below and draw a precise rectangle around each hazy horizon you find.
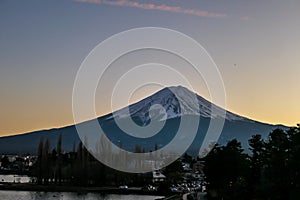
[0,85,291,137]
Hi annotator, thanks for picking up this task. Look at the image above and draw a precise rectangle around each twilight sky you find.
[0,0,299,136]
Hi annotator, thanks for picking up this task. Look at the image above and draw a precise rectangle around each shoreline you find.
[0,183,167,196]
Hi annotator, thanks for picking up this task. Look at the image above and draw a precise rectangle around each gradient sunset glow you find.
[0,0,299,136]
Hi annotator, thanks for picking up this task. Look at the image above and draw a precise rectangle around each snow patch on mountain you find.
[106,86,247,123]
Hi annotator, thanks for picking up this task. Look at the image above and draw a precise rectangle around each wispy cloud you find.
[75,0,226,18]
[241,16,251,21]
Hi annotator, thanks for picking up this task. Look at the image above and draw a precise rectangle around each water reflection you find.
[0,190,163,200]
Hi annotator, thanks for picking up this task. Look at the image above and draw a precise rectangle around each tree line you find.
[203,125,300,200]
[34,135,182,190]
[36,135,148,186]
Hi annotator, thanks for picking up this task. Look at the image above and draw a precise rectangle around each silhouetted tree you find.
[204,139,250,199]
[56,134,62,185]
[0,156,10,168]
[263,129,290,199]
[37,137,44,184]
[248,134,265,197]
[287,124,300,199]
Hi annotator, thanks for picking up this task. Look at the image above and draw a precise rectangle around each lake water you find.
[0,175,164,199]
[0,190,164,200]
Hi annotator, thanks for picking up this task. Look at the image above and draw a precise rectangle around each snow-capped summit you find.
[108,86,246,124]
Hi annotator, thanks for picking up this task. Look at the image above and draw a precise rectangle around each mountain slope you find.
[0,86,287,155]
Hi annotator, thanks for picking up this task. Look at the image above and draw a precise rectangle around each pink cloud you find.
[75,0,226,18]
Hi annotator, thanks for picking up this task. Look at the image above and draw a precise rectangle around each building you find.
[152,170,166,183]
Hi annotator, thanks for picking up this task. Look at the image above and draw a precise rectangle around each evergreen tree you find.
[287,124,300,199]
[248,134,265,197]
[204,139,250,199]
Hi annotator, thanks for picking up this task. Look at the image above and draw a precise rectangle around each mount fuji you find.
[0,86,287,155]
